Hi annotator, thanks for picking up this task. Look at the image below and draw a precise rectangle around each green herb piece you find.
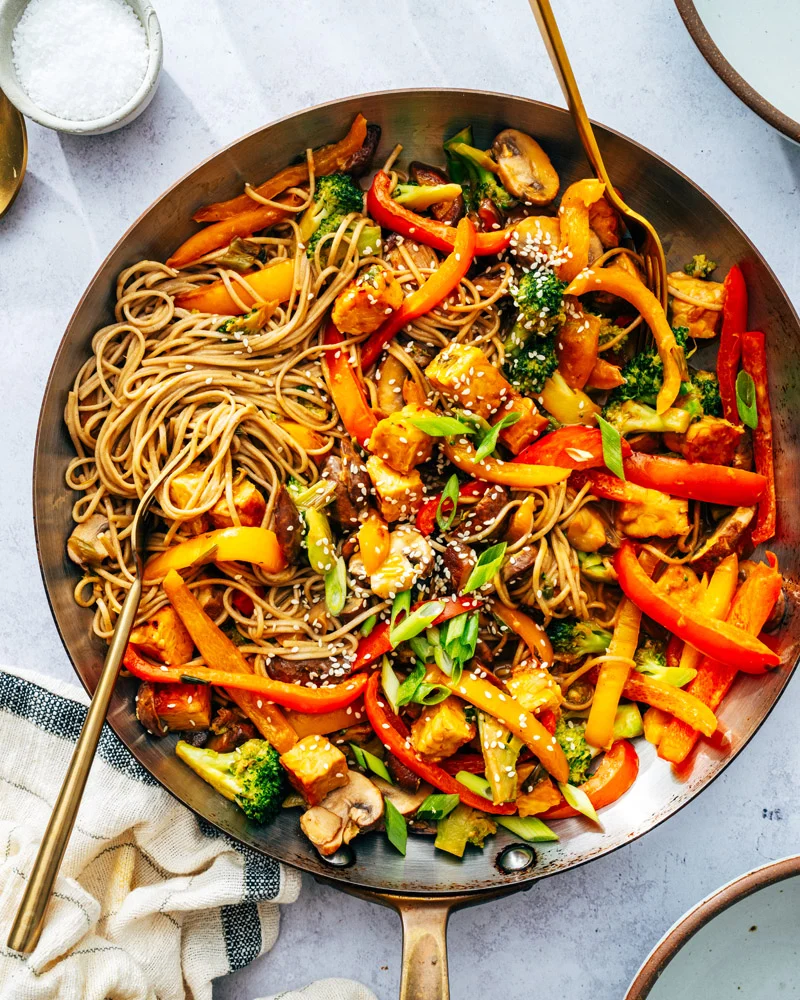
[409,633,433,662]
[396,662,425,707]
[407,413,476,437]
[455,770,493,800]
[436,474,461,532]
[463,542,507,594]
[475,412,521,461]
[415,793,461,821]
[384,798,408,855]
[389,601,445,647]
[390,590,412,632]
[324,557,347,616]
[350,743,392,783]
[736,370,758,429]
[597,414,626,480]
[381,657,401,714]
[496,815,558,843]
[361,614,378,637]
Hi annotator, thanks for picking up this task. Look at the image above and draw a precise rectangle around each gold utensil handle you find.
[397,898,451,1000]
[7,577,142,954]
[528,0,613,190]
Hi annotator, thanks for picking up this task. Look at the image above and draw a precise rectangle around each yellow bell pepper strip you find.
[492,601,554,664]
[425,665,570,784]
[358,511,390,576]
[658,555,782,765]
[615,541,779,673]
[443,438,570,490]
[321,320,378,448]
[285,702,365,738]
[359,217,477,369]
[565,266,683,413]
[557,179,606,283]
[585,548,659,749]
[143,526,287,585]
[621,672,717,737]
[678,553,738,677]
[366,169,511,257]
[194,114,368,222]
[174,258,295,315]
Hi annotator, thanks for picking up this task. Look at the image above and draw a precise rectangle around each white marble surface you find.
[1,0,799,997]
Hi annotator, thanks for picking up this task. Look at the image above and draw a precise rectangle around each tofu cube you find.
[615,489,690,539]
[280,735,349,806]
[365,455,424,522]
[209,478,267,528]
[425,344,512,419]
[331,266,404,336]
[668,272,725,339]
[368,404,434,475]
[506,663,561,712]
[169,468,210,535]
[411,697,476,761]
[130,606,194,664]
[498,396,549,454]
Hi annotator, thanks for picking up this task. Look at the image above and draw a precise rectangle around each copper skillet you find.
[32,89,800,997]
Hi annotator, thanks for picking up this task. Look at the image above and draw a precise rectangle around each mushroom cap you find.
[67,513,111,568]
[300,770,384,856]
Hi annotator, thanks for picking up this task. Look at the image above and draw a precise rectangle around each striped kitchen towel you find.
[0,666,376,1000]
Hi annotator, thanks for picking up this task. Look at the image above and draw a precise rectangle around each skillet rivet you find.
[322,845,356,867]
[496,844,536,873]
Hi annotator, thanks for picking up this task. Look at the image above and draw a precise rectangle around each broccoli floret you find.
[601,399,695,436]
[508,265,567,342]
[690,369,722,418]
[300,173,364,257]
[684,253,717,279]
[503,329,558,395]
[609,327,689,407]
[175,739,286,825]
[444,131,516,212]
[547,618,613,658]
[555,717,594,785]
[577,551,616,583]
[392,182,463,211]
[597,316,629,349]
[634,638,696,688]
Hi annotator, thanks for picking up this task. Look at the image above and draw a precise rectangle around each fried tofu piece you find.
[615,489,690,539]
[411,697,476,761]
[656,564,701,606]
[588,195,621,249]
[331,265,404,336]
[365,455,424,522]
[280,734,349,806]
[425,344,512,419]
[209,478,267,529]
[169,468,210,535]
[135,681,212,736]
[664,415,744,466]
[130,606,194,665]
[368,403,434,475]
[506,662,561,713]
[499,396,549,454]
[669,272,725,339]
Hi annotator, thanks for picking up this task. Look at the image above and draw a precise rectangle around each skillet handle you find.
[396,897,452,1000]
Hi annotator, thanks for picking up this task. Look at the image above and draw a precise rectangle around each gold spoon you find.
[0,88,27,218]
[528,0,668,308]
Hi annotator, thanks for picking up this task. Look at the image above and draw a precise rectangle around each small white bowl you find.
[0,0,162,135]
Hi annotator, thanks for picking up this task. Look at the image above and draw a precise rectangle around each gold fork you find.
[528,0,668,309]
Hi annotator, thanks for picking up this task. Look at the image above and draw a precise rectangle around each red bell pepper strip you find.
[614,541,779,672]
[658,554,782,764]
[321,320,378,448]
[741,331,776,545]
[543,740,639,820]
[570,468,655,504]
[123,644,368,713]
[415,480,489,535]
[624,453,767,507]
[439,753,487,776]
[514,426,632,471]
[351,595,483,671]
[363,672,516,814]
[717,265,748,424]
[360,217,477,369]
[366,170,511,258]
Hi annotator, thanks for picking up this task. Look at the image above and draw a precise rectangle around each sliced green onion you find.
[612,703,644,740]
[396,662,425,708]
[390,590,412,633]
[409,633,433,662]
[350,743,392,783]
[288,478,336,510]
[413,683,452,706]
[475,411,521,461]
[356,225,382,256]
[361,614,378,637]
[442,612,467,648]
[381,656,401,714]
[415,792,461,821]
[463,542,507,594]
[455,770,493,800]
[436,474,461,532]
[558,781,601,826]
[349,743,366,769]
[597,414,626,480]
[389,600,445,647]
[496,815,558,843]
[407,413,476,437]
[384,798,407,855]
[324,556,347,616]
[736,370,758,429]
[305,509,336,575]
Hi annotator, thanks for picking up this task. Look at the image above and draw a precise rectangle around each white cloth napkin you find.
[0,665,376,1000]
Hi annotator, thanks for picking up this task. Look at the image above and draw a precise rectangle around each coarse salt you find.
[12,0,149,121]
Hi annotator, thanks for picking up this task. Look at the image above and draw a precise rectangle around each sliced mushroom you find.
[442,540,476,593]
[588,229,605,265]
[689,506,756,571]
[409,161,464,225]
[272,485,303,563]
[344,123,382,177]
[375,352,409,416]
[472,263,511,300]
[135,681,167,738]
[492,129,559,205]
[453,485,510,541]
[371,776,432,815]
[322,439,371,527]
[206,706,257,752]
[266,655,350,684]
[350,523,434,599]
[386,754,422,792]
[67,514,111,568]
[501,544,537,583]
[300,771,384,855]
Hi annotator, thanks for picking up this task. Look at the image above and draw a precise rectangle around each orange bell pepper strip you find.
[742,331,776,545]
[565,266,683,413]
[624,453,766,507]
[514,425,632,471]
[556,179,606,282]
[174,258,295,315]
[366,170,511,257]
[358,511,390,576]
[194,114,368,223]
[717,264,748,424]
[167,197,302,270]
[363,672,516,815]
[621,672,717,736]
[321,320,378,448]
[492,601,553,664]
[678,553,738,677]
[359,217,477,369]
[586,355,625,390]
[443,438,570,490]
[658,555,782,764]
[543,740,639,819]
[285,702,365,738]
[143,527,286,585]
[615,540,779,673]
[425,665,570,784]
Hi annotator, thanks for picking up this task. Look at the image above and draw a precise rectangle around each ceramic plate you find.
[676,0,800,144]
